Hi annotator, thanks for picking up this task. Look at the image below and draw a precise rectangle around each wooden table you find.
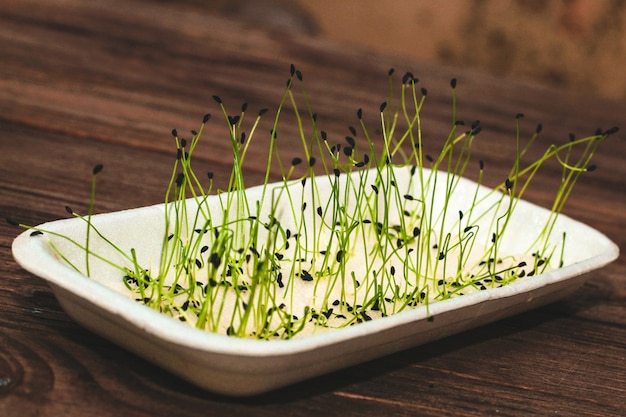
[1,1,625,415]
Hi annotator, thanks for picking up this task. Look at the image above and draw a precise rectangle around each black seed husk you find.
[92,164,103,175]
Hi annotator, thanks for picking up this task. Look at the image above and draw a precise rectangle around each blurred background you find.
[200,0,626,100]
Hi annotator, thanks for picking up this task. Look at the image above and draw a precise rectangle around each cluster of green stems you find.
[19,66,616,339]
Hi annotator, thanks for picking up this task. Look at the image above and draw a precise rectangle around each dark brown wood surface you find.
[1,1,625,415]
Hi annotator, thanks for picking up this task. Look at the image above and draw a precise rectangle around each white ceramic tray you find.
[12,169,619,396]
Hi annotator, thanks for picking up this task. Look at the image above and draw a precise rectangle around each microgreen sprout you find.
[12,66,618,339]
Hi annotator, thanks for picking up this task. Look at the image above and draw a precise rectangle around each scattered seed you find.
[299,270,313,281]
[209,253,220,268]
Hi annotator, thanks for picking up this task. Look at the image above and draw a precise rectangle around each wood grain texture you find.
[1,1,625,415]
